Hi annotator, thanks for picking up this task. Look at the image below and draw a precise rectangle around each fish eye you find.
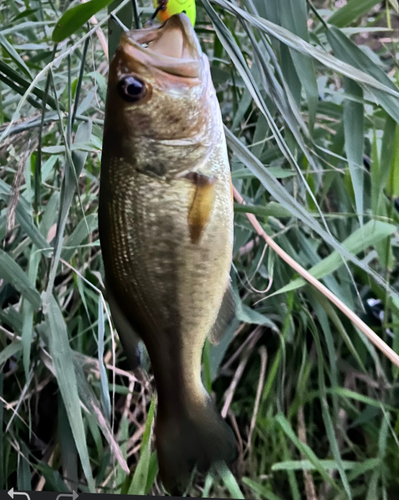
[117,75,147,102]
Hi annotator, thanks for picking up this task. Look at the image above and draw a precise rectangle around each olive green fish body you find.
[99,14,236,493]
[100,144,232,384]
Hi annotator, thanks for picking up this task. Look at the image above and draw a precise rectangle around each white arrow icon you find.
[55,492,78,500]
[8,488,30,500]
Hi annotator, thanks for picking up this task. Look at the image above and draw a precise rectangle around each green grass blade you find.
[129,395,156,495]
[326,26,399,123]
[327,0,382,28]
[0,33,32,78]
[211,0,399,100]
[226,128,399,301]
[21,251,40,381]
[97,298,111,422]
[243,477,283,500]
[273,220,396,295]
[0,342,22,367]
[275,413,341,491]
[214,462,245,499]
[343,78,365,224]
[52,0,116,42]
[44,293,95,492]
[278,0,318,129]
[0,249,41,308]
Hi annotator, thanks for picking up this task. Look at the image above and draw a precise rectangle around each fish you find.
[99,13,237,494]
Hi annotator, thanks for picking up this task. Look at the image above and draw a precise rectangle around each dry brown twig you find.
[221,326,262,419]
[6,137,37,232]
[233,186,399,369]
[35,449,55,491]
[227,408,244,472]
[222,325,261,372]
[245,346,267,456]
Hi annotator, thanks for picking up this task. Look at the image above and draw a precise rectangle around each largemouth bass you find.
[99,13,236,494]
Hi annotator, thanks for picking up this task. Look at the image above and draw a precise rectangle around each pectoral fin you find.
[208,283,237,346]
[106,286,143,370]
[185,172,216,244]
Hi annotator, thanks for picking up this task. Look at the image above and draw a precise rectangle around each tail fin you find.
[155,394,237,495]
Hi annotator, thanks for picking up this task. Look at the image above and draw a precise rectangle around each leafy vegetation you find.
[1,0,399,498]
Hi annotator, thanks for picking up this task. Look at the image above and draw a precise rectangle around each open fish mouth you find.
[118,13,203,78]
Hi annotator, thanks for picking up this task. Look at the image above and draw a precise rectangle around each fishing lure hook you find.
[143,0,168,28]
[151,0,168,21]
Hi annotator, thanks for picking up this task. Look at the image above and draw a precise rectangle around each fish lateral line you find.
[184,171,217,244]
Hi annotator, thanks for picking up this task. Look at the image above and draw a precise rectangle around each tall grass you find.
[1,0,399,498]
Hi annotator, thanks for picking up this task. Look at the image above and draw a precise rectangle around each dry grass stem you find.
[297,406,317,500]
[245,346,267,455]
